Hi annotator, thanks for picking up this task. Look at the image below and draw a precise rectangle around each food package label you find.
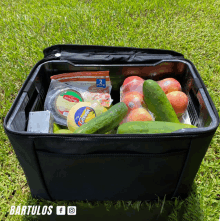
[44,71,113,126]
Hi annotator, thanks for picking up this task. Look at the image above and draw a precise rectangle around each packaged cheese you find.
[55,89,84,117]
[67,101,107,132]
[50,71,113,107]
[44,71,113,126]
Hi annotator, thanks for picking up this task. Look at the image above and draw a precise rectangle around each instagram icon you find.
[67,206,76,215]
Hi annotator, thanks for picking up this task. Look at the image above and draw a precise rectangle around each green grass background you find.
[0,0,220,220]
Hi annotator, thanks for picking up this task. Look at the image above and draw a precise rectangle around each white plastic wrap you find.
[44,71,113,125]
[119,77,155,124]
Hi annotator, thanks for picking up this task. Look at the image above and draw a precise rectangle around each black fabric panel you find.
[37,150,187,201]
[5,133,51,200]
[173,132,215,197]
[34,135,191,155]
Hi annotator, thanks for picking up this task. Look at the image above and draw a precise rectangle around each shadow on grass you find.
[21,182,204,221]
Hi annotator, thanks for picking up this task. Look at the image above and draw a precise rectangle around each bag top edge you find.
[43,44,184,59]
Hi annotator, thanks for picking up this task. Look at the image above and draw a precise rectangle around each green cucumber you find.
[117,121,197,134]
[143,79,179,123]
[53,123,62,133]
[74,102,128,134]
[54,129,73,134]
[105,128,118,134]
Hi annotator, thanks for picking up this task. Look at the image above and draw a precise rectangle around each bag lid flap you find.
[43,44,184,64]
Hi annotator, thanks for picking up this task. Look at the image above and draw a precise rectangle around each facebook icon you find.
[56,206,66,215]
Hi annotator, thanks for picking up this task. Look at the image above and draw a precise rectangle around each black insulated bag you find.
[4,45,220,201]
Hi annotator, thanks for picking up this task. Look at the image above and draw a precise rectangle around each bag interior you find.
[6,60,213,132]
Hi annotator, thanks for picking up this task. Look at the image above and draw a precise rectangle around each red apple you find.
[123,76,144,86]
[166,91,188,117]
[119,107,153,125]
[121,77,144,96]
[127,108,153,122]
[157,78,181,94]
[121,91,144,112]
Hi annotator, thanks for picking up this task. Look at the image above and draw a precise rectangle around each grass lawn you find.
[0,0,220,220]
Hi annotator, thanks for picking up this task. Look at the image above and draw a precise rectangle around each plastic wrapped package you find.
[120,88,155,125]
[44,71,113,125]
[67,100,107,132]
[120,78,144,101]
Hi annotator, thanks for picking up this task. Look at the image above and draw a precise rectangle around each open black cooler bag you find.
[4,45,219,201]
